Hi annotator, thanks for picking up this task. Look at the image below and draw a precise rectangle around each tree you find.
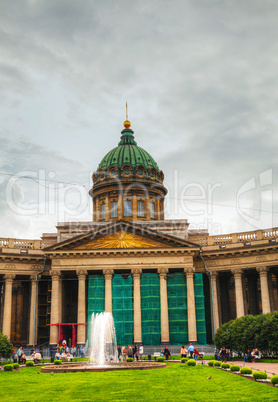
[214,312,278,355]
[0,332,13,359]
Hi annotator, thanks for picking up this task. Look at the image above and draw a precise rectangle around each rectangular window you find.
[111,201,118,218]
[101,203,105,220]
[150,201,155,219]
[137,200,145,217]
[124,200,132,217]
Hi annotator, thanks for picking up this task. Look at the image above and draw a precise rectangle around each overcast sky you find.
[0,0,278,239]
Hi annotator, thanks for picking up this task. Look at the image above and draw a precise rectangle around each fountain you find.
[90,312,118,366]
[41,312,166,373]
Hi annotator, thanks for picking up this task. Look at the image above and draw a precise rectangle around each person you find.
[68,338,72,348]
[160,349,164,357]
[80,345,85,358]
[122,346,127,361]
[17,347,22,364]
[31,351,42,364]
[214,347,219,360]
[188,343,194,358]
[132,344,136,359]
[135,349,139,361]
[193,348,199,360]
[220,347,226,363]
[71,346,76,357]
[21,352,26,364]
[164,346,171,360]
[61,351,67,361]
[139,344,144,360]
[127,345,133,358]
[180,345,187,358]
[117,345,122,360]
[40,347,44,359]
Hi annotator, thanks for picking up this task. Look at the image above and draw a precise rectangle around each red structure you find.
[49,323,87,346]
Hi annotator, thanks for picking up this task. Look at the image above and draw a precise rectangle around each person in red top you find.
[193,348,200,360]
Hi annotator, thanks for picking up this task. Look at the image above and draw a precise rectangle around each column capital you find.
[231,268,243,279]
[158,268,168,279]
[76,270,88,280]
[50,270,61,280]
[4,273,15,282]
[184,266,195,278]
[103,269,114,279]
[131,268,142,278]
[256,266,269,276]
[211,271,218,279]
[30,274,41,282]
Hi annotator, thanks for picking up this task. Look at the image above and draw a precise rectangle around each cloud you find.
[0,1,278,237]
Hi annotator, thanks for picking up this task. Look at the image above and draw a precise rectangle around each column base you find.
[188,340,198,345]
[160,341,171,346]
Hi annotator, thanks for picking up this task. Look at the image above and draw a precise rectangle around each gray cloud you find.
[0,0,278,237]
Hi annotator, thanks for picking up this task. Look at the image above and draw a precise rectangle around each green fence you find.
[167,273,188,345]
[194,273,207,345]
[141,273,161,345]
[112,274,133,346]
[87,275,105,346]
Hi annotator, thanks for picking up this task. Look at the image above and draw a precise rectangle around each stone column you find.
[104,269,114,313]
[118,193,123,219]
[232,269,245,318]
[146,195,151,220]
[2,274,15,339]
[105,193,109,220]
[15,285,23,339]
[257,266,271,314]
[132,268,142,343]
[158,268,169,343]
[28,275,38,346]
[132,193,137,220]
[211,272,220,332]
[77,270,87,345]
[185,267,197,342]
[49,270,61,345]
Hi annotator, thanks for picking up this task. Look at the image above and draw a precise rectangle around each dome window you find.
[100,172,105,179]
[150,171,154,177]
[124,168,130,175]
[138,168,143,175]
[111,169,116,176]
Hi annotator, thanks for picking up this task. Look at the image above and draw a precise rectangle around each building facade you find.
[0,120,278,347]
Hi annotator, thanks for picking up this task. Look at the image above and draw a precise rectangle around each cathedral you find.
[1,118,278,348]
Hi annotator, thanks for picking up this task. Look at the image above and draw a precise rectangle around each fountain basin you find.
[41,361,166,373]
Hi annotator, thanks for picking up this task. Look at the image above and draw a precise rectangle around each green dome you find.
[97,128,159,171]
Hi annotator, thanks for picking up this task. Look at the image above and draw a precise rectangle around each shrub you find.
[187,359,196,366]
[126,357,134,362]
[4,364,13,371]
[12,363,19,369]
[26,361,34,367]
[221,363,230,369]
[54,359,62,365]
[253,371,267,380]
[240,367,253,375]
[270,374,278,385]
[213,361,221,367]
[0,333,14,359]
[157,357,165,362]
[208,360,215,367]
[230,365,240,372]
[181,358,187,363]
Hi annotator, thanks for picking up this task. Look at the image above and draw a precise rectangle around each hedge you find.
[12,363,19,369]
[126,357,134,362]
[253,371,267,380]
[187,359,196,366]
[270,374,278,385]
[181,358,187,363]
[54,360,62,365]
[208,360,215,367]
[157,357,165,362]
[213,361,221,367]
[240,367,253,375]
[221,363,230,369]
[4,364,13,371]
[26,361,34,367]
[230,365,240,372]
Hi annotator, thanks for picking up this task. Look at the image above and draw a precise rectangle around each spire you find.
[123,102,131,129]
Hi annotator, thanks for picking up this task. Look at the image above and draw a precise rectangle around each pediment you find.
[74,231,165,249]
[44,221,199,252]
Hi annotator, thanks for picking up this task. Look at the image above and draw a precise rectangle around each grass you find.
[0,363,277,401]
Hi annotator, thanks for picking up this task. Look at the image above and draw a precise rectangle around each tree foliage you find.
[0,332,13,359]
[214,312,278,355]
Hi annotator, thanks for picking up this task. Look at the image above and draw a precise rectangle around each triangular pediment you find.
[44,221,200,251]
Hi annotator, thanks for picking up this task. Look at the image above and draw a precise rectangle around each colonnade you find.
[0,264,273,345]
[211,266,272,332]
[48,266,198,345]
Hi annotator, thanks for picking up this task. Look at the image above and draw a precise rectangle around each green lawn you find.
[0,363,277,401]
